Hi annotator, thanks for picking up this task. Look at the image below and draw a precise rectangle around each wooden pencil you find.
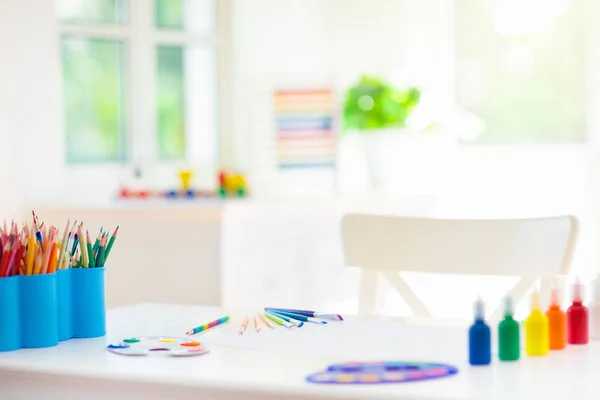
[33,252,42,275]
[47,242,58,273]
[57,219,70,273]
[40,231,54,274]
[95,234,106,267]
[102,226,118,265]
[78,223,88,268]
[86,230,94,268]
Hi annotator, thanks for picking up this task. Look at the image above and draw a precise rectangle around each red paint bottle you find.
[567,279,589,345]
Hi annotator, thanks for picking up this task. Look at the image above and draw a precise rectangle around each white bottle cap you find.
[503,295,513,317]
[474,296,485,320]
[572,278,584,303]
[550,285,560,307]
[530,290,541,311]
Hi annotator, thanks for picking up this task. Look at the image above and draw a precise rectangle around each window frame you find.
[57,0,227,172]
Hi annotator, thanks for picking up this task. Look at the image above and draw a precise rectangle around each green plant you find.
[343,75,420,132]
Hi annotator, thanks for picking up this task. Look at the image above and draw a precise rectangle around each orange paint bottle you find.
[546,286,567,350]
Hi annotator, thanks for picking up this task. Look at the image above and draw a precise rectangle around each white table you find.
[1,304,598,400]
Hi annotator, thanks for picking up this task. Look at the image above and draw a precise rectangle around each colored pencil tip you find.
[320,321,328,324]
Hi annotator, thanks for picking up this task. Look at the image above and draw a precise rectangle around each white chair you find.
[341,214,580,320]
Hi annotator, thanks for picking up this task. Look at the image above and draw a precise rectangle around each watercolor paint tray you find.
[306,361,458,384]
[107,336,210,357]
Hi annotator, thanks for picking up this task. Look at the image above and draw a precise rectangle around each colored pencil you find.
[13,238,26,277]
[238,316,250,335]
[95,234,106,268]
[71,234,79,257]
[25,229,35,275]
[265,312,293,328]
[253,315,261,333]
[102,226,118,266]
[61,232,71,270]
[92,228,102,256]
[57,219,70,273]
[265,309,328,324]
[33,252,42,275]
[265,307,343,321]
[259,313,276,329]
[78,223,88,268]
[5,242,18,277]
[32,211,43,248]
[47,242,58,273]
[86,230,94,268]
[40,230,53,274]
[268,310,304,327]
[0,217,115,275]
[186,315,230,335]
[0,241,10,277]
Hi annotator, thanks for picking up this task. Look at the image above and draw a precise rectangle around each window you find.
[56,0,217,165]
[454,0,587,144]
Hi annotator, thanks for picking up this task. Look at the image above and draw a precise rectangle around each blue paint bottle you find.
[469,297,491,366]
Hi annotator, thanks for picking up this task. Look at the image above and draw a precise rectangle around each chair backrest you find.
[340,214,580,318]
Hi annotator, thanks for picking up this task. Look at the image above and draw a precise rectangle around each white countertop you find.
[1,303,599,400]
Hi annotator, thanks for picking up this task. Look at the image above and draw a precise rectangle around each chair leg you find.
[381,271,431,317]
[359,269,378,316]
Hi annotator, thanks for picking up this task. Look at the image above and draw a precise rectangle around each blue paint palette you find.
[106,336,210,357]
[306,361,458,384]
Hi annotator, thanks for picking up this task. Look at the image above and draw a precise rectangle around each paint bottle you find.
[525,290,549,356]
[498,295,520,361]
[590,274,600,340]
[546,285,566,350]
[469,297,491,366]
[567,278,589,345]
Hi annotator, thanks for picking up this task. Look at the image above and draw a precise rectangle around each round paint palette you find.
[306,361,458,384]
[106,336,210,357]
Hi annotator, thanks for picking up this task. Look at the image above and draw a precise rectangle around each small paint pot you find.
[56,268,73,341]
[20,273,59,348]
[0,276,21,351]
[71,267,106,338]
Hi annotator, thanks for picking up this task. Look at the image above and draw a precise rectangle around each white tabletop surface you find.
[0,303,598,400]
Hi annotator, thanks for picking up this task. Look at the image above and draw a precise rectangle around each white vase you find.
[360,128,457,193]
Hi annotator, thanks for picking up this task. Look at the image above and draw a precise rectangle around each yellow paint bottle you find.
[525,290,549,356]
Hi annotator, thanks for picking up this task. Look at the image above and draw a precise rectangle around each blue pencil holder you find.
[19,273,59,348]
[0,276,21,352]
[71,267,106,338]
[56,269,73,341]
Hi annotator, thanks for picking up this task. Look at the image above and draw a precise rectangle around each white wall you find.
[0,3,27,217]
[0,1,63,214]
[230,0,451,184]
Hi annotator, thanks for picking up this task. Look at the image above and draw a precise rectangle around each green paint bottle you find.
[498,295,520,361]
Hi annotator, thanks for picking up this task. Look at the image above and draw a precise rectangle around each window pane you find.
[62,37,126,163]
[155,0,214,34]
[157,46,186,159]
[56,0,128,24]
[455,0,587,144]
[156,45,217,162]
